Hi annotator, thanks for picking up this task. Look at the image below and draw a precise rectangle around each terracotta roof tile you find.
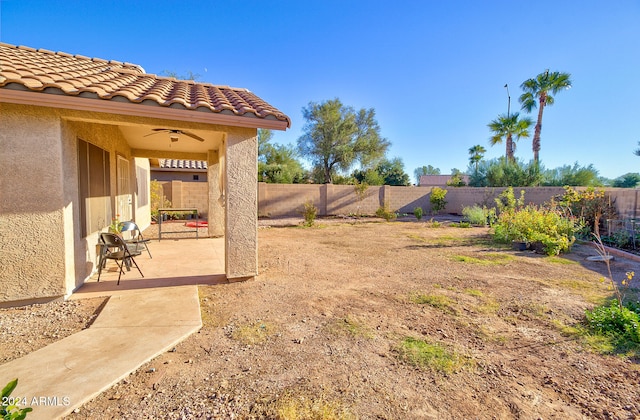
[159,159,208,170]
[0,42,290,127]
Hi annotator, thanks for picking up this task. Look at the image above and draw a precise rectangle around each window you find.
[193,174,199,181]
[78,139,111,237]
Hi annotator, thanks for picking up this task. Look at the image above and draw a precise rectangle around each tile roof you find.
[159,159,207,170]
[0,43,290,127]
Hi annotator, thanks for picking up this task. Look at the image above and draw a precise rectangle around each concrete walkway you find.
[0,237,227,419]
[0,287,202,419]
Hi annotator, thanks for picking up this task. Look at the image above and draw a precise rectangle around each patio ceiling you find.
[119,125,224,157]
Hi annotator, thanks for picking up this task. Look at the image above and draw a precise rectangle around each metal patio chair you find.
[98,232,144,285]
[118,220,152,258]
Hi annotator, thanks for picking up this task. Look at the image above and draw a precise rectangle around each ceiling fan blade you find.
[143,131,164,137]
[181,131,206,142]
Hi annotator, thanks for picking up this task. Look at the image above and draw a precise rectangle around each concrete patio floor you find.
[71,235,227,299]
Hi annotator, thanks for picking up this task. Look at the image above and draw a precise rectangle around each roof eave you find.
[0,89,290,131]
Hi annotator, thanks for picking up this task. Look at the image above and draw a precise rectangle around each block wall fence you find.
[258,183,640,220]
[159,181,640,221]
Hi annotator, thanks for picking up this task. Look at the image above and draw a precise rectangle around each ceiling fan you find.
[144,128,205,142]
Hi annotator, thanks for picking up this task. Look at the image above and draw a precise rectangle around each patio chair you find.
[98,232,144,285]
[118,220,152,258]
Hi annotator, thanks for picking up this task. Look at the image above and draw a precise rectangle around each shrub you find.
[461,205,495,226]
[557,186,617,235]
[150,180,171,222]
[301,200,318,227]
[586,301,640,345]
[376,201,397,221]
[430,187,448,214]
[493,204,578,255]
[414,207,423,221]
[495,186,525,214]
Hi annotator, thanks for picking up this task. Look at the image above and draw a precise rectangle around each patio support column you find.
[207,149,224,237]
[224,129,258,280]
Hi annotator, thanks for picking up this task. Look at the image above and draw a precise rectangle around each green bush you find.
[430,187,448,214]
[493,204,578,255]
[376,201,397,221]
[586,301,640,345]
[301,200,318,227]
[414,207,423,221]
[461,205,495,226]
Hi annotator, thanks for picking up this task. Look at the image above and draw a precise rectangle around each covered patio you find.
[71,228,227,299]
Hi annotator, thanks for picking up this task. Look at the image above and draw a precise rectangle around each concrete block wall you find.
[257,183,640,220]
[157,182,640,222]
[258,183,323,217]
[160,180,209,218]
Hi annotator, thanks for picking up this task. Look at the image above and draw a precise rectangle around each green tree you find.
[352,157,410,186]
[519,70,572,163]
[414,165,441,184]
[613,173,640,188]
[541,163,602,186]
[468,145,486,176]
[472,158,542,187]
[488,113,533,162]
[446,168,466,187]
[297,99,390,184]
[377,157,410,186]
[258,129,305,183]
[634,141,640,157]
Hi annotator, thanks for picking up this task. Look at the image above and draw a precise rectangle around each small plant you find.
[429,187,448,214]
[375,201,397,221]
[586,301,640,346]
[1,379,32,420]
[413,207,423,220]
[353,181,369,216]
[301,200,318,227]
[426,218,442,228]
[451,221,471,228]
[410,293,456,313]
[592,235,637,309]
[583,235,640,352]
[108,214,121,234]
[150,180,172,222]
[396,337,468,374]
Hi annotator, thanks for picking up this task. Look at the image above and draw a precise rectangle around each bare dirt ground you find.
[3,218,640,419]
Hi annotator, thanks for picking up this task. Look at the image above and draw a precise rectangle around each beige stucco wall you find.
[0,104,67,304]
[225,128,258,279]
[1,104,154,305]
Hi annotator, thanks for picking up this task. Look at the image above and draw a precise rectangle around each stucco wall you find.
[0,104,67,304]
[225,128,258,279]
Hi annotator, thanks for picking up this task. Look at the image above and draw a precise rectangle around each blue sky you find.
[2,1,639,180]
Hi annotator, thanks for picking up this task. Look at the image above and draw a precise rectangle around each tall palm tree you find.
[468,145,486,175]
[519,70,572,164]
[488,113,532,161]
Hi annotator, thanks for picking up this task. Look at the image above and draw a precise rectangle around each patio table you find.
[158,208,199,240]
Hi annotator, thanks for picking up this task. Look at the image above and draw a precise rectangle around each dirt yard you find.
[3,218,640,419]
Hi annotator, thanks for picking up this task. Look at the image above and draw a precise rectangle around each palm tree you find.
[488,113,533,162]
[468,145,486,175]
[519,70,572,164]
